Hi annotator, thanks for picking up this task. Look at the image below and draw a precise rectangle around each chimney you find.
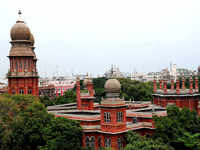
[189,76,193,94]
[195,76,198,93]
[176,79,180,94]
[153,78,157,93]
[163,80,167,94]
[182,76,185,90]
[76,77,81,110]
[171,78,174,90]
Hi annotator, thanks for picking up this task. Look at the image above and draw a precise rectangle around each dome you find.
[10,11,31,41]
[198,66,200,72]
[30,33,35,46]
[83,77,92,86]
[30,33,34,43]
[104,79,121,93]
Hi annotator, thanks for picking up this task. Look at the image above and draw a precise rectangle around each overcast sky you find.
[0,0,200,80]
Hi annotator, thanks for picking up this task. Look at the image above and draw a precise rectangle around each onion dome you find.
[10,10,31,41]
[104,79,121,93]
[30,33,34,43]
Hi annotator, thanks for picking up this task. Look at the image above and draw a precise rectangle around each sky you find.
[0,0,200,80]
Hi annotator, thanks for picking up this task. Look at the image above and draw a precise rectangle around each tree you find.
[124,131,174,150]
[41,117,82,150]
[93,77,107,102]
[153,105,200,150]
[119,78,153,101]
[40,90,76,107]
[0,94,83,150]
[177,132,200,150]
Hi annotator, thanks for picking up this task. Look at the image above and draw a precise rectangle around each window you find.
[117,137,123,150]
[98,136,101,148]
[28,61,31,70]
[91,136,95,149]
[104,112,111,122]
[19,89,24,94]
[16,62,18,71]
[28,89,32,94]
[85,136,95,149]
[105,137,111,147]
[12,89,15,94]
[117,112,123,122]
[85,136,90,148]
[24,60,26,70]
[19,61,22,70]
[11,60,13,70]
[133,117,137,123]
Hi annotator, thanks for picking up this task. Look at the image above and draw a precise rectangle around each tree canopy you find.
[124,131,174,150]
[0,94,82,150]
[153,105,200,150]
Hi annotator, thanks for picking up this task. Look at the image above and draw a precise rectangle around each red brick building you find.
[153,77,200,114]
[7,11,200,150]
[48,78,166,150]
[7,11,39,96]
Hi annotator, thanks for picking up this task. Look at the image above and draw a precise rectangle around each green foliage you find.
[177,132,200,150]
[0,94,83,150]
[40,96,55,107]
[153,105,200,150]
[119,78,153,101]
[124,131,174,150]
[93,77,107,102]
[41,117,82,150]
[40,90,76,107]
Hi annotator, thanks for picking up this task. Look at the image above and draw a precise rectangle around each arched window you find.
[16,61,18,71]
[19,89,24,94]
[85,136,90,148]
[133,117,137,123]
[11,60,14,70]
[105,137,111,147]
[91,136,95,149]
[28,61,31,70]
[117,112,123,122]
[12,89,15,94]
[98,136,101,148]
[117,137,123,150]
[104,112,111,122]
[24,60,26,70]
[28,89,32,94]
[19,61,22,70]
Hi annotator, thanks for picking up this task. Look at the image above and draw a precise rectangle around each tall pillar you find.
[163,80,167,94]
[171,78,174,90]
[195,76,199,93]
[153,79,157,93]
[182,76,185,90]
[159,80,163,89]
[176,79,180,94]
[87,82,94,97]
[76,78,81,110]
[189,76,193,94]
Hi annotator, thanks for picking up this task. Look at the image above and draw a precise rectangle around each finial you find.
[17,9,24,23]
[18,9,22,16]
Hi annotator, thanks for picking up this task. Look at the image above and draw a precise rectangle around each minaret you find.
[100,79,126,150]
[7,10,39,96]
